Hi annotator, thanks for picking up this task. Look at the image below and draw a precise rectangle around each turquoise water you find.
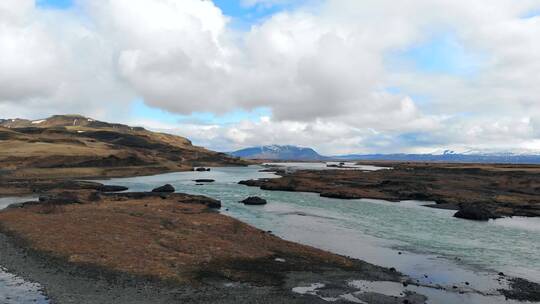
[1,165,538,303]
[99,166,540,289]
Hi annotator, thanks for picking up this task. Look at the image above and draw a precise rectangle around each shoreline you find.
[240,162,540,220]
[0,190,420,304]
[1,165,539,303]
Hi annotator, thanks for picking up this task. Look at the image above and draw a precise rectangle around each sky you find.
[1,0,540,155]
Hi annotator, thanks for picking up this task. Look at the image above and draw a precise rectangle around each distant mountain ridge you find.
[228,145,328,160]
[229,145,540,164]
[333,153,540,164]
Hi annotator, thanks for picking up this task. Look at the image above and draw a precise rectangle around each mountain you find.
[0,115,247,179]
[333,152,540,164]
[228,143,540,164]
[229,145,328,161]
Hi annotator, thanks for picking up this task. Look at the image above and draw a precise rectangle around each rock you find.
[98,185,128,192]
[320,191,361,199]
[454,205,499,221]
[239,179,261,187]
[38,192,81,205]
[194,179,215,183]
[500,278,540,302]
[6,202,25,209]
[191,197,221,209]
[240,196,267,205]
[151,184,175,193]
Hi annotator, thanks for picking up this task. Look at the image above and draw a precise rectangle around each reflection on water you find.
[0,268,48,304]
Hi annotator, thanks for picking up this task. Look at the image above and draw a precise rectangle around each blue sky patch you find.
[213,0,307,29]
[36,0,73,9]
[388,32,486,76]
[131,100,271,126]
[521,8,540,19]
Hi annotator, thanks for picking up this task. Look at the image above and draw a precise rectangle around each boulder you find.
[98,185,128,192]
[195,167,211,172]
[454,205,499,221]
[240,196,267,205]
[38,192,81,205]
[194,179,215,183]
[151,184,175,193]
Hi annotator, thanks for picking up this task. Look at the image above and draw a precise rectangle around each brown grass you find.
[0,194,356,284]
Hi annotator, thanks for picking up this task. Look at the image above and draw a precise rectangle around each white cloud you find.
[1,0,540,153]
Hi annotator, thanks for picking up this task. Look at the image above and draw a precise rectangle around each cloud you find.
[1,0,540,153]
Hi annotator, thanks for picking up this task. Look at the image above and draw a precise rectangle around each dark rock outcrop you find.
[240,196,267,205]
[151,184,175,193]
[195,167,211,172]
[38,192,81,205]
[194,179,215,183]
[320,191,362,199]
[453,205,500,221]
[198,197,221,209]
[98,185,129,192]
[500,278,540,302]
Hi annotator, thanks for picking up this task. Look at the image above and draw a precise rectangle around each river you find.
[1,165,539,303]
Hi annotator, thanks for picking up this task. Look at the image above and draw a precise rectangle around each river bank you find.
[1,165,539,303]
[239,162,540,220]
[0,189,423,304]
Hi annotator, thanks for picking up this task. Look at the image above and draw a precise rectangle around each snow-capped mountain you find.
[228,144,540,164]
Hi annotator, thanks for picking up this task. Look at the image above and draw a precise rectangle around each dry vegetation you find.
[0,192,376,285]
[0,115,248,180]
[241,162,540,218]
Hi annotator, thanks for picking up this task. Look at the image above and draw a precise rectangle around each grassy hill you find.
[0,115,247,179]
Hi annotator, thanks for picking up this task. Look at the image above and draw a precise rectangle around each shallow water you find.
[1,165,538,303]
[0,196,48,304]
[99,165,540,303]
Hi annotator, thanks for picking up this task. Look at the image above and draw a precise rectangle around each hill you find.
[228,145,327,161]
[0,115,247,179]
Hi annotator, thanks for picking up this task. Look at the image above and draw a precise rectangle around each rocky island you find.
[239,162,540,220]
